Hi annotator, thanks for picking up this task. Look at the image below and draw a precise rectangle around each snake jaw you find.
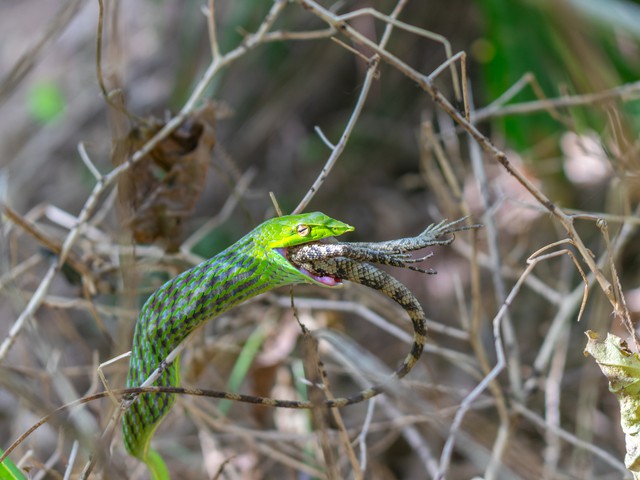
[296,265,342,287]
[275,247,342,287]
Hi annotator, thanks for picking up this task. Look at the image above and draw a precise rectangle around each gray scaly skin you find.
[287,217,477,391]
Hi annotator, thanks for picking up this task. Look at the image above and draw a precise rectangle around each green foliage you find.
[218,325,266,416]
[27,81,65,123]
[476,0,565,148]
[476,0,640,149]
[0,449,26,480]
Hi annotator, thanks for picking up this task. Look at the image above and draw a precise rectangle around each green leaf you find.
[584,330,640,475]
[27,81,65,123]
[218,325,266,416]
[0,448,27,480]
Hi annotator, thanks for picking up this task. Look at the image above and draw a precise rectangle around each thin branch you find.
[0,260,56,360]
[205,0,221,60]
[3,0,292,361]
[336,7,461,100]
[513,402,628,475]
[296,0,617,316]
[293,0,408,213]
[473,80,640,122]
[292,57,378,214]
[262,27,336,42]
[436,245,586,477]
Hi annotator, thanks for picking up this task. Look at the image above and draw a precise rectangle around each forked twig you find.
[2,0,291,362]
[513,402,627,474]
[295,0,617,317]
[473,80,640,122]
[5,1,637,477]
[336,7,461,101]
[597,218,638,349]
[436,241,589,478]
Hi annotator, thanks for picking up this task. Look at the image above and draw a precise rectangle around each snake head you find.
[260,212,352,287]
[265,212,354,248]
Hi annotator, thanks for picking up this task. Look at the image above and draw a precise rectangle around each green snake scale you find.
[122,212,472,479]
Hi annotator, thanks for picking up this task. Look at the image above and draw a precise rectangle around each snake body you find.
[122,213,471,479]
[289,254,425,398]
[123,212,353,478]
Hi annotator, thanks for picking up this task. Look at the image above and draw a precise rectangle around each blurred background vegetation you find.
[1,0,640,478]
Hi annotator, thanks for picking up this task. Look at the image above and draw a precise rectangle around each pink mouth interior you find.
[297,266,341,287]
[276,248,342,287]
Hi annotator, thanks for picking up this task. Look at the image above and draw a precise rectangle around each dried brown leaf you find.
[114,103,216,252]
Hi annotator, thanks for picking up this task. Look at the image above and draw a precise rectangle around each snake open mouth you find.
[295,264,342,287]
[275,247,342,287]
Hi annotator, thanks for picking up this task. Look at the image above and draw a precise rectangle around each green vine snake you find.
[122,212,473,479]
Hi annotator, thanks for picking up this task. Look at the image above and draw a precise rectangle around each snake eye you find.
[297,224,310,237]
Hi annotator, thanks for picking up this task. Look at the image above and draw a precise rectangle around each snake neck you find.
[126,235,313,387]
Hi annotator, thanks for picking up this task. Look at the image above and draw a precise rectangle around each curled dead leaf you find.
[113,103,217,252]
